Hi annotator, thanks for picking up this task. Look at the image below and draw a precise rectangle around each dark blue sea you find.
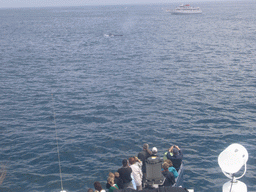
[1,1,256,191]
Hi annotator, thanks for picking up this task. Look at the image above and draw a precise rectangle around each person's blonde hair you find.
[108,172,115,178]
[107,177,114,185]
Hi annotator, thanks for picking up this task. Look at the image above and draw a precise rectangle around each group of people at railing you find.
[89,143,183,192]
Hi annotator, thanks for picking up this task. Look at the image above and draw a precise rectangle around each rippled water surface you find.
[1,1,256,192]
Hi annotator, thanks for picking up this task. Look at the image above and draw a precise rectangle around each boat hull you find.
[173,163,184,187]
[171,11,202,15]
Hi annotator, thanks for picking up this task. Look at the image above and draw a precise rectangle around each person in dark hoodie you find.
[161,162,175,186]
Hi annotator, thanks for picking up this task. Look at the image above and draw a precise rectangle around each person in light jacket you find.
[129,157,143,190]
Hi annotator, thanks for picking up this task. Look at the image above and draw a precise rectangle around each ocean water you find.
[0,1,256,192]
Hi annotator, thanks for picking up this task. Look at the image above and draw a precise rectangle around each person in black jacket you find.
[138,144,152,187]
[167,145,183,171]
[161,162,175,186]
[138,143,152,173]
[117,159,134,189]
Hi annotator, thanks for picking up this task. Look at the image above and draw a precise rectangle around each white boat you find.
[171,4,202,15]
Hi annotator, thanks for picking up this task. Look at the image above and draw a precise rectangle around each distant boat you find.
[170,4,202,15]
[104,33,123,38]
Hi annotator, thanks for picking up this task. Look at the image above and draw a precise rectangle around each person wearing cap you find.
[151,147,158,157]
[167,145,183,171]
[117,159,134,189]
[147,147,161,161]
